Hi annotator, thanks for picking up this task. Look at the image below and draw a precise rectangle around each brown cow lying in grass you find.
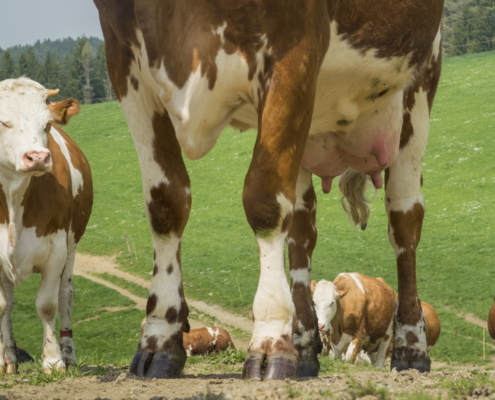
[140,319,235,356]
[183,327,235,356]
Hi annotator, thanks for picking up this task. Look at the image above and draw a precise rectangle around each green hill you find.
[13,50,495,366]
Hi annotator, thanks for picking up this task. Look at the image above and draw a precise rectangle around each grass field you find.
[11,50,495,367]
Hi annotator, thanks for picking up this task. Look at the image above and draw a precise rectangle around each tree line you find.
[0,37,114,104]
[443,0,495,56]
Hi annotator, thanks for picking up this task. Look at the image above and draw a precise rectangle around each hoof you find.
[242,352,264,380]
[390,358,409,372]
[264,354,298,381]
[130,349,186,378]
[391,357,431,373]
[297,356,320,378]
[411,358,431,373]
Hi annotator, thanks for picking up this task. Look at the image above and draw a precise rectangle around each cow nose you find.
[22,150,52,171]
[318,323,325,331]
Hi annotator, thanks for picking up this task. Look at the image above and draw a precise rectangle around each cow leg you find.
[372,320,394,368]
[0,271,17,374]
[58,247,76,367]
[37,262,66,373]
[120,97,190,379]
[241,58,322,381]
[345,336,363,363]
[386,91,432,373]
[287,168,320,377]
[332,333,352,361]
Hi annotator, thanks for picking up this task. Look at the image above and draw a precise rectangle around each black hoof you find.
[263,354,298,381]
[297,356,320,378]
[130,349,186,378]
[390,358,410,372]
[391,357,431,373]
[242,352,264,380]
[411,358,431,373]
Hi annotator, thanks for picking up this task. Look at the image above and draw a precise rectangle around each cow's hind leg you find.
[288,168,320,377]
[58,247,76,367]
[121,97,190,379]
[386,84,436,373]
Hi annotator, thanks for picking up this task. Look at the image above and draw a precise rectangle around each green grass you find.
[9,51,495,368]
[12,274,138,363]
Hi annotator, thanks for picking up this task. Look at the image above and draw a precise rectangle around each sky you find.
[0,1,103,49]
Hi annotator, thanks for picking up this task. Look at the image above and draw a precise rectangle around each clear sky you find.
[0,1,103,49]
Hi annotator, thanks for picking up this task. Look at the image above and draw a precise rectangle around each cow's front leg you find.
[124,104,191,379]
[345,335,363,363]
[0,271,16,374]
[58,248,76,367]
[37,258,66,373]
[288,168,320,377]
[241,50,323,381]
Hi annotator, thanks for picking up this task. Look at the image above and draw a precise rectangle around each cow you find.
[140,318,235,356]
[313,274,396,368]
[183,327,236,356]
[420,301,441,351]
[488,297,495,340]
[0,78,93,374]
[94,0,443,379]
[313,275,441,367]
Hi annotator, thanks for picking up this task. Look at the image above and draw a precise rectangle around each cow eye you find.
[369,89,389,102]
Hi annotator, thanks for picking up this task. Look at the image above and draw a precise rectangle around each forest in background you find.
[0,0,493,104]
[0,36,113,104]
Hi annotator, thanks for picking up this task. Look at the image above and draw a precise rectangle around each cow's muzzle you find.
[21,150,52,174]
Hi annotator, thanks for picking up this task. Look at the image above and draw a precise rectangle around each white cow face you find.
[313,279,340,331]
[0,78,55,177]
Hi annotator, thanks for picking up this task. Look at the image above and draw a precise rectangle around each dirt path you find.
[74,253,252,349]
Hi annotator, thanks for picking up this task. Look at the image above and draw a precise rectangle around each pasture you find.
[8,49,495,377]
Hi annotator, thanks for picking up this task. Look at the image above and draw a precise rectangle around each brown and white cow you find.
[183,327,235,356]
[139,318,235,356]
[487,297,495,340]
[95,0,443,379]
[0,78,93,374]
[313,273,396,367]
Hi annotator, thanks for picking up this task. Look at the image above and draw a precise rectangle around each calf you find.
[313,273,396,368]
[183,327,235,356]
[0,78,93,374]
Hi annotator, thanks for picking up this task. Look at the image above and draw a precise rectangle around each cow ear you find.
[337,287,349,298]
[48,98,81,125]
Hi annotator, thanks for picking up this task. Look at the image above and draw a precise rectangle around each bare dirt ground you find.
[4,366,495,400]
[2,254,495,400]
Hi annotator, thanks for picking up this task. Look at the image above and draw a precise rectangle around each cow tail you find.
[338,170,370,230]
[0,253,19,286]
